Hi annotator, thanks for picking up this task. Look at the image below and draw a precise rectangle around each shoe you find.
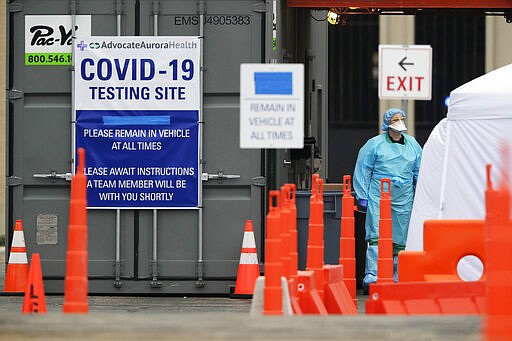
[362,281,376,295]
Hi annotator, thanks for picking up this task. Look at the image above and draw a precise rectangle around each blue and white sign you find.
[240,63,304,149]
[74,36,200,209]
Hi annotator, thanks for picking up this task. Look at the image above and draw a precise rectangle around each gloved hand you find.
[358,199,368,212]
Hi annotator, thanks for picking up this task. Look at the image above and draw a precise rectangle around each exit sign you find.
[378,45,432,100]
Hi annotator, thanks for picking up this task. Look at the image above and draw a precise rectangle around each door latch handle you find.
[201,170,240,182]
[33,170,72,181]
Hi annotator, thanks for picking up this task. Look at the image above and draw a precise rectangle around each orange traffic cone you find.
[22,253,47,314]
[231,220,260,298]
[63,148,89,313]
[4,220,29,292]
[264,191,283,314]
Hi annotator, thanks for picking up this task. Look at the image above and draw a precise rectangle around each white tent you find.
[406,63,512,251]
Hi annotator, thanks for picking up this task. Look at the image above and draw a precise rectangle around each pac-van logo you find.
[29,24,80,47]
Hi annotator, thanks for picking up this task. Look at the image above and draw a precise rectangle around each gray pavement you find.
[0,312,481,341]
[0,246,483,340]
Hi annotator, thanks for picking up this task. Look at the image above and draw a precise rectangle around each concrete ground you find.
[0,246,482,340]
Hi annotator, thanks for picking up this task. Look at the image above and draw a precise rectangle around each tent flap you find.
[406,63,512,251]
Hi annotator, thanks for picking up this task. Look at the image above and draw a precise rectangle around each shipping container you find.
[7,0,270,294]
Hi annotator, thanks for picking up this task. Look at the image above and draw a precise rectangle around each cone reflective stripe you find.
[4,220,29,292]
[234,220,260,296]
[240,230,258,263]
[240,221,258,264]
[239,252,259,264]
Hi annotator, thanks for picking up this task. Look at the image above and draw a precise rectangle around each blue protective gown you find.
[353,132,422,286]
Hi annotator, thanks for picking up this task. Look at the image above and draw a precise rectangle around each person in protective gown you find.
[353,108,422,292]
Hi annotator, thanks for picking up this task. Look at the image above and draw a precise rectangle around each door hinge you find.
[9,2,23,12]
[7,176,23,187]
[70,0,80,14]
[251,176,266,187]
[7,89,23,101]
[116,0,124,15]
[252,2,268,13]
[197,1,206,15]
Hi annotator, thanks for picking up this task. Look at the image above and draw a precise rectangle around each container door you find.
[7,1,137,293]
[136,0,265,292]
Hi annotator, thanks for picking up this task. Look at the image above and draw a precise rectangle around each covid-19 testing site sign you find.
[74,36,200,209]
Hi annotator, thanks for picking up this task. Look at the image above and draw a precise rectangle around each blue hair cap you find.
[381,108,406,131]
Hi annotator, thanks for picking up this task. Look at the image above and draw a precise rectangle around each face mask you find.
[389,120,407,133]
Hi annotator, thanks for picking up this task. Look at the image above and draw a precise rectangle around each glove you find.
[358,199,368,212]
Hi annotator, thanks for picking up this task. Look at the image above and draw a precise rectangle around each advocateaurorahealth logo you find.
[76,40,87,51]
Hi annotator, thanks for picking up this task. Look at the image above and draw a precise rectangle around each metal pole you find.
[70,1,77,165]
[114,208,122,287]
[151,208,160,287]
[113,0,123,289]
[401,99,411,135]
[196,0,206,288]
[116,0,122,35]
[150,0,162,288]
[401,99,408,115]
[153,0,158,35]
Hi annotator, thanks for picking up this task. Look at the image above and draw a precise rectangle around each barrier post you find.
[280,185,292,280]
[378,178,394,283]
[285,184,302,314]
[339,175,357,302]
[483,163,512,340]
[306,176,325,299]
[288,184,299,283]
[263,191,283,315]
